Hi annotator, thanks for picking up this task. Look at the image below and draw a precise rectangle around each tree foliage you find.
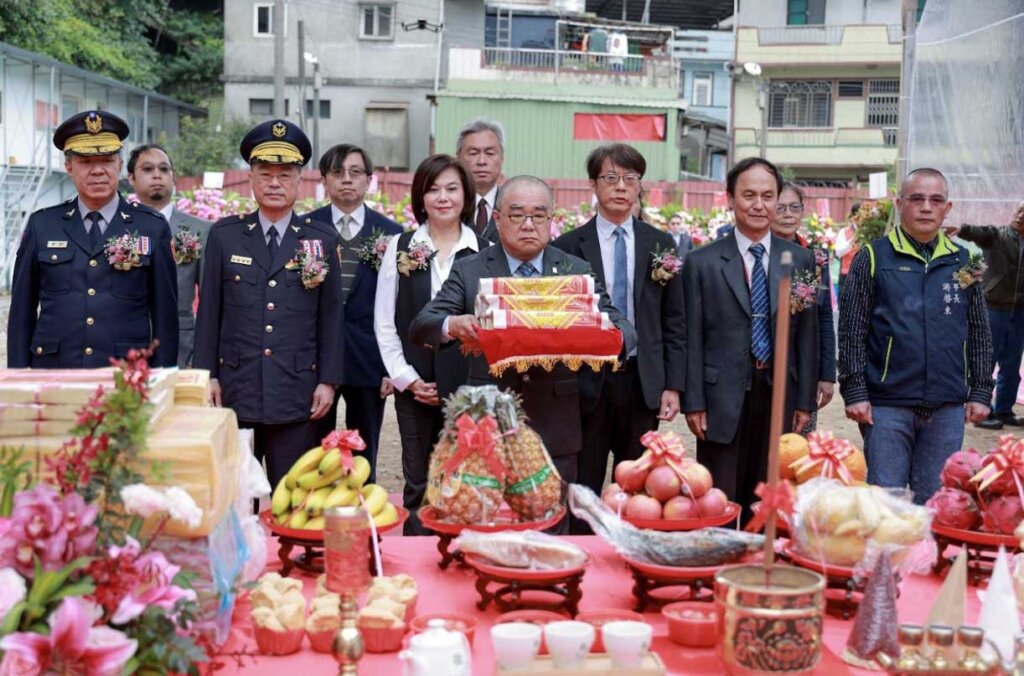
[0,0,221,104]
[165,116,252,178]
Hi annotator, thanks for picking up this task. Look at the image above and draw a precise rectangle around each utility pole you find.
[273,0,285,118]
[297,20,306,129]
[896,0,918,183]
[312,60,321,164]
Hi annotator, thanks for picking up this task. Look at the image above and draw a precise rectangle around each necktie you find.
[515,262,538,278]
[749,242,771,363]
[340,214,356,241]
[267,227,279,259]
[612,227,628,317]
[476,200,489,235]
[86,211,103,251]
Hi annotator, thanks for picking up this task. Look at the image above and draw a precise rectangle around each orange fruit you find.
[779,433,809,481]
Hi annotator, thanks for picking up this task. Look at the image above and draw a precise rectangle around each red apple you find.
[645,465,683,502]
[695,488,729,518]
[624,494,663,520]
[614,460,649,493]
[678,462,713,499]
[601,484,629,512]
[663,495,700,520]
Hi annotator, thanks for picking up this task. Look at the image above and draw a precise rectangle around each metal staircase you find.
[495,8,512,48]
[0,134,50,290]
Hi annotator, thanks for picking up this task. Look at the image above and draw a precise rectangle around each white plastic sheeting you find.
[907,0,1024,226]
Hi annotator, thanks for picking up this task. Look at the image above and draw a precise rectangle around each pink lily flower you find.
[109,539,197,625]
[0,597,136,676]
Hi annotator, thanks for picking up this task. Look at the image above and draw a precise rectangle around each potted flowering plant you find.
[0,348,223,674]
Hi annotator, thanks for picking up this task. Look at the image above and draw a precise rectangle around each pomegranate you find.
[614,460,649,493]
[677,462,714,499]
[925,487,980,530]
[981,495,1024,535]
[624,494,662,520]
[979,454,1017,496]
[663,495,700,520]
[645,465,683,502]
[940,449,983,492]
[694,488,729,518]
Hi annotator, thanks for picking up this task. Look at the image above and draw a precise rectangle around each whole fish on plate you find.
[568,484,764,567]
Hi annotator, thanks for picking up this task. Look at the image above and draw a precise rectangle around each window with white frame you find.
[360,4,395,40]
[692,72,713,107]
[254,3,276,37]
[768,80,832,128]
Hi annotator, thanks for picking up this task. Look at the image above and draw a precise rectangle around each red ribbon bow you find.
[442,414,510,483]
[635,430,689,479]
[971,434,1024,501]
[745,480,797,533]
[789,431,855,485]
[322,429,367,472]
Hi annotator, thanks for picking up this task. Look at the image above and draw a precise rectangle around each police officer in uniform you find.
[7,111,178,368]
[193,120,343,487]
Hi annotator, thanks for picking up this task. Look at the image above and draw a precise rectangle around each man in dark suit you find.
[193,119,344,488]
[667,212,694,261]
[552,144,686,515]
[683,157,818,519]
[306,144,403,484]
[127,144,211,368]
[7,111,178,368]
[455,119,505,242]
[410,175,636,526]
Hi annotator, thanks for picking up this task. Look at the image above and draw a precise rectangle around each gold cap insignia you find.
[84,113,103,135]
[271,122,287,138]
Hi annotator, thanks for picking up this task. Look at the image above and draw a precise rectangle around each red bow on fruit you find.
[442,414,510,482]
[745,480,797,533]
[636,430,688,478]
[322,429,366,472]
[788,431,855,485]
[971,434,1024,499]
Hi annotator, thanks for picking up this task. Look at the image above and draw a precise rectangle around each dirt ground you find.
[1,293,1010,494]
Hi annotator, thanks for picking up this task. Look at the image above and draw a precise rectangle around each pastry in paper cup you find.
[254,626,305,656]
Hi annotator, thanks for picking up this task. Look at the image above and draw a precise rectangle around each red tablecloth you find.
[220,535,980,674]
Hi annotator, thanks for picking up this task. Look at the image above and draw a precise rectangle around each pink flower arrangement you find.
[285,248,330,290]
[650,244,683,285]
[175,188,255,221]
[104,537,197,625]
[171,227,202,265]
[104,232,148,271]
[0,485,98,577]
[356,229,392,271]
[0,597,136,676]
[396,240,436,276]
[790,270,820,315]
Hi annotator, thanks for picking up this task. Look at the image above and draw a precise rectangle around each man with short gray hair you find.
[456,118,505,242]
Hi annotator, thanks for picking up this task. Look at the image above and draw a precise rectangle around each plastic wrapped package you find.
[455,530,587,570]
[793,478,934,574]
[234,428,270,585]
[174,369,211,407]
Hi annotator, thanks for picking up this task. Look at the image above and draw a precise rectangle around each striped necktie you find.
[515,262,538,278]
[749,242,771,363]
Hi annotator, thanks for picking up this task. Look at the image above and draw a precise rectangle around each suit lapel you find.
[768,236,782,318]
[242,213,272,271]
[632,218,651,310]
[60,204,92,255]
[168,209,181,236]
[720,234,752,317]
[577,220,607,287]
[486,245,513,277]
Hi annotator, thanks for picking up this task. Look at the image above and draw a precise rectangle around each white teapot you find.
[399,619,472,676]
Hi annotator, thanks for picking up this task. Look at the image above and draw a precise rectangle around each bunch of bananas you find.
[270,444,399,530]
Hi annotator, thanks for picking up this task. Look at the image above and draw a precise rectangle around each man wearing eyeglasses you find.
[410,175,636,531]
[552,144,685,525]
[304,144,402,483]
[838,168,993,505]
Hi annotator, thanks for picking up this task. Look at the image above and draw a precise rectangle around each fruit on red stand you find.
[695,488,729,518]
[981,495,1024,535]
[779,433,809,481]
[678,462,713,499]
[979,454,1017,496]
[940,449,983,493]
[614,460,649,493]
[601,484,629,511]
[663,495,700,520]
[925,487,980,530]
[625,494,663,520]
[645,465,683,502]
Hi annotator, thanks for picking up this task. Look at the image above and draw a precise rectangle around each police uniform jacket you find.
[7,196,179,368]
[193,211,344,424]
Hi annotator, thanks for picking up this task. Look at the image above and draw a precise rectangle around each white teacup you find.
[544,620,595,669]
[602,620,652,668]
[491,622,542,671]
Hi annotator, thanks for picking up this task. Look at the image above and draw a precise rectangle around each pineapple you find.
[494,392,563,520]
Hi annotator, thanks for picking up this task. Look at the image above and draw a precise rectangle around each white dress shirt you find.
[475,185,498,223]
[374,223,481,392]
[595,212,636,326]
[331,203,366,239]
[734,228,771,287]
[158,203,174,222]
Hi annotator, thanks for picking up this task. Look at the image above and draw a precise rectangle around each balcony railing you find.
[756,24,902,46]
[481,47,646,74]
[735,126,898,150]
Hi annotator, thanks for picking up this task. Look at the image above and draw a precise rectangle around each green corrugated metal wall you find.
[436,97,680,181]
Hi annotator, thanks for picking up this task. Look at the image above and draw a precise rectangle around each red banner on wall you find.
[572,113,666,142]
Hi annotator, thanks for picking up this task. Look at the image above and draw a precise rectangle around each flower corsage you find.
[105,232,149,271]
[285,246,329,290]
[357,229,390,272]
[954,252,987,290]
[812,247,829,284]
[649,243,682,285]
[171,227,202,265]
[397,241,437,277]
[790,269,819,315]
